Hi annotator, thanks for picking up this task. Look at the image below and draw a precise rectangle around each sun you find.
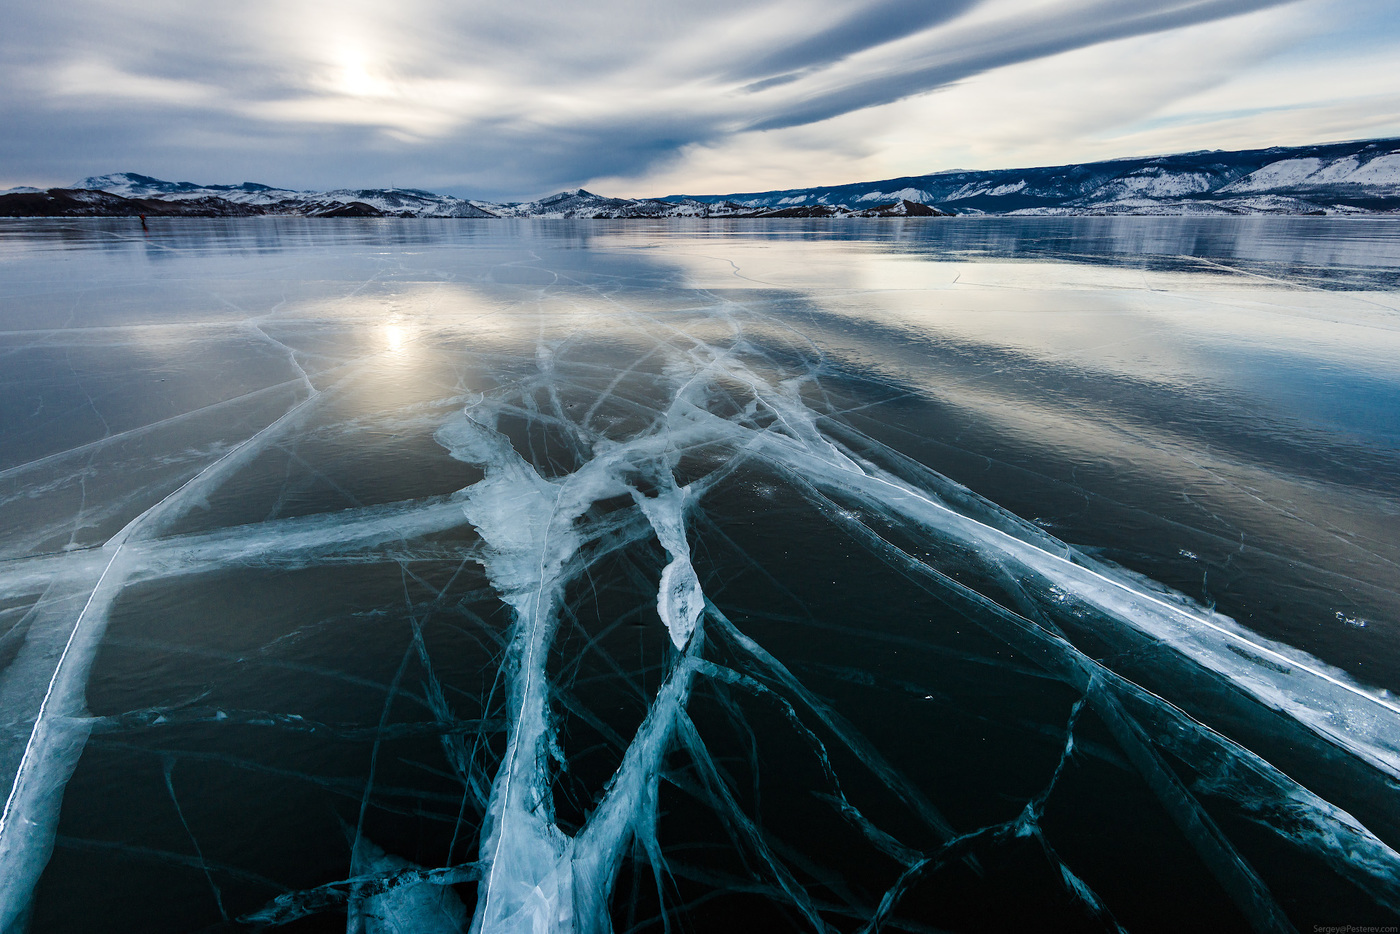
[333,47,391,98]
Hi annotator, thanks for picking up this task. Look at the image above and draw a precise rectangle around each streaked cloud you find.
[1,0,1394,198]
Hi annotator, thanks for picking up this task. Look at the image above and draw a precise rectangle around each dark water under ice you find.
[1,216,1399,933]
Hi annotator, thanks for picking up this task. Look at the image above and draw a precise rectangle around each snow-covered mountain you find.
[0,179,956,220]
[45,176,739,218]
[669,138,1400,215]
[70,173,498,217]
[6,138,1400,219]
[72,172,298,202]
[3,176,810,218]
[485,189,744,218]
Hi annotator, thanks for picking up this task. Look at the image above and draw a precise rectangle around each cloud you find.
[593,4,1366,197]
[737,0,1295,131]
[727,0,980,84]
[0,0,1389,198]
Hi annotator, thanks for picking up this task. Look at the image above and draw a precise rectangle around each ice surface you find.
[1,218,1399,931]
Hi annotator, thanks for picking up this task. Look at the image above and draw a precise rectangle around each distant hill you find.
[5,138,1399,218]
[63,174,499,217]
[0,177,946,219]
[667,138,1400,215]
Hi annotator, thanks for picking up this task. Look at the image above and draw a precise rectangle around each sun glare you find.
[334,48,391,98]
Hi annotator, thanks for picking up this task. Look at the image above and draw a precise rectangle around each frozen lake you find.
[1,216,1399,932]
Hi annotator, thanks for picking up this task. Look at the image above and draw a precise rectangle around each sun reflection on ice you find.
[383,322,405,355]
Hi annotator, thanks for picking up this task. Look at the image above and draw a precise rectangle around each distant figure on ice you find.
[139,214,148,231]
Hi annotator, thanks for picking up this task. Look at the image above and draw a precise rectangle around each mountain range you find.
[666,137,1400,216]
[3,137,1398,218]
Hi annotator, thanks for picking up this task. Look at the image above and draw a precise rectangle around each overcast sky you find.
[3,0,1398,199]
